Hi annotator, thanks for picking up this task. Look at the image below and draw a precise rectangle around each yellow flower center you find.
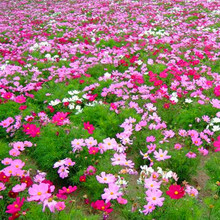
[174,191,178,195]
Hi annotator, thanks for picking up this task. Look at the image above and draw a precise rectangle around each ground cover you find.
[0,0,220,219]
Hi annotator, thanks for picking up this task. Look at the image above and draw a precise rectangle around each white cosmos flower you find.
[49,99,61,106]
[185,98,193,103]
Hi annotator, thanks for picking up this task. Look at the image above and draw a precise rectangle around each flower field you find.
[0,0,220,219]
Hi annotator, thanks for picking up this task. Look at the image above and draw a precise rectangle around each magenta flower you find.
[83,122,95,134]
[85,165,96,176]
[55,201,66,211]
[6,197,25,214]
[14,95,26,103]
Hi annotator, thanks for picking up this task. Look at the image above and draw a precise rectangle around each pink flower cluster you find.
[53,158,75,179]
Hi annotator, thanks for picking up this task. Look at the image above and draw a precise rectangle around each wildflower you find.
[88,147,99,155]
[6,197,25,214]
[185,186,198,197]
[154,149,171,161]
[166,185,185,199]
[214,85,220,97]
[27,183,52,202]
[117,196,128,204]
[144,178,161,190]
[213,136,220,152]
[14,95,26,103]
[58,166,69,179]
[55,201,66,211]
[12,183,27,193]
[142,203,155,215]
[79,175,86,182]
[96,172,116,184]
[185,151,197,158]
[20,176,33,187]
[43,198,57,213]
[52,112,69,126]
[101,184,123,203]
[0,182,6,191]
[58,186,77,195]
[0,172,10,183]
[91,200,113,213]
[83,122,95,134]
[85,165,96,176]
[145,189,164,206]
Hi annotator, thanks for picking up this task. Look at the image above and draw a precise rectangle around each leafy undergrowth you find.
[0,0,220,219]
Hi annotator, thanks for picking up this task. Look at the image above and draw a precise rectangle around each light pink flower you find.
[145,189,164,207]
[28,183,51,202]
[96,172,116,184]
[12,183,27,193]
[154,149,171,161]
[101,184,123,203]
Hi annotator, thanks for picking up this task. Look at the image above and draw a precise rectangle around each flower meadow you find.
[0,0,220,219]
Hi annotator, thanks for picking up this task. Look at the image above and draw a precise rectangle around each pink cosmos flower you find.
[101,184,123,203]
[11,159,25,169]
[111,153,126,166]
[198,147,209,156]
[214,85,220,97]
[96,172,116,184]
[83,122,95,134]
[154,149,171,161]
[52,112,69,126]
[144,178,161,190]
[58,166,69,179]
[43,199,57,213]
[12,142,25,151]
[12,183,27,193]
[213,136,220,152]
[64,158,75,167]
[9,149,20,157]
[58,186,77,195]
[55,201,66,211]
[103,138,118,150]
[147,143,156,153]
[186,152,197,158]
[14,95,26,103]
[28,183,52,202]
[88,147,99,155]
[0,117,14,128]
[117,196,128,204]
[174,143,182,150]
[85,137,97,147]
[185,186,198,197]
[146,136,156,142]
[145,189,164,206]
[1,158,13,165]
[192,137,202,146]
[142,203,156,215]
[3,92,13,100]
[0,182,6,191]
[85,165,96,176]
[6,197,25,214]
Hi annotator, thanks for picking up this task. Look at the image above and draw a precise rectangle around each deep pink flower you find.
[214,85,220,97]
[52,112,69,126]
[166,185,185,199]
[6,197,25,214]
[83,122,95,134]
